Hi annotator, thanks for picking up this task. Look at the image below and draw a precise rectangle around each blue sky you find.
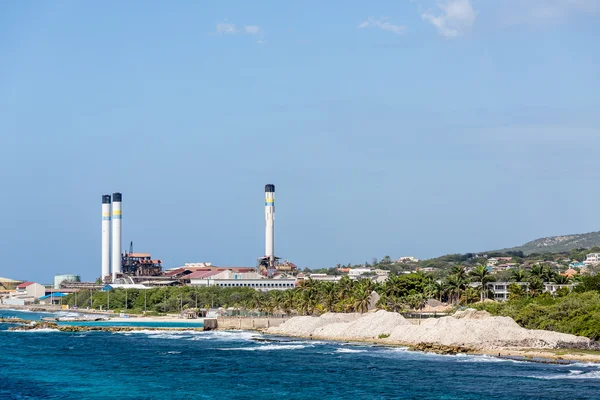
[1,0,599,282]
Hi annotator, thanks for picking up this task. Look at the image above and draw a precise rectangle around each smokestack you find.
[265,184,275,267]
[101,195,111,281]
[111,192,122,282]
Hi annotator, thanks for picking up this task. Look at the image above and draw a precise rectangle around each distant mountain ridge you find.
[493,231,600,255]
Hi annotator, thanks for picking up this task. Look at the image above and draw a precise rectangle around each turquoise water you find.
[2,310,600,399]
[1,309,203,329]
[57,321,204,328]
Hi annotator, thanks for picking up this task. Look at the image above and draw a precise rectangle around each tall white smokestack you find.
[101,195,111,281]
[265,184,275,267]
[111,192,122,282]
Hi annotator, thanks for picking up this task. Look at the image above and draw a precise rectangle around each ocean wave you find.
[530,370,600,380]
[209,330,261,341]
[335,348,366,354]
[9,328,60,333]
[456,355,527,364]
[219,344,307,351]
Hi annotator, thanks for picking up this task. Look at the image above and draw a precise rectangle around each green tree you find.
[469,265,494,302]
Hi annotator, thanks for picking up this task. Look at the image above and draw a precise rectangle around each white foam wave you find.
[148,334,192,340]
[209,330,261,341]
[530,370,600,380]
[10,328,60,333]
[335,348,366,354]
[456,355,527,364]
[219,344,307,351]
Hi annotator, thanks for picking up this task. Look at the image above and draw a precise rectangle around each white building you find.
[188,270,296,291]
[348,268,372,278]
[396,257,419,263]
[487,281,576,301]
[584,253,600,265]
[306,274,343,282]
[486,282,528,301]
[15,282,46,298]
[374,269,390,276]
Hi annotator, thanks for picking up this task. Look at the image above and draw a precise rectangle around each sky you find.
[1,0,599,282]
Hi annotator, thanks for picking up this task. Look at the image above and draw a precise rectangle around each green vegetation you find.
[378,333,390,339]
[63,286,257,314]
[473,290,600,340]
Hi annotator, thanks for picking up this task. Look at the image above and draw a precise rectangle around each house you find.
[561,268,578,278]
[486,282,528,301]
[487,258,499,266]
[569,261,585,269]
[544,283,576,295]
[15,282,46,298]
[374,269,390,276]
[487,281,577,301]
[396,257,419,263]
[348,268,372,277]
[584,253,600,265]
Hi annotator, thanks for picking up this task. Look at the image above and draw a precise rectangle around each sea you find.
[1,310,600,399]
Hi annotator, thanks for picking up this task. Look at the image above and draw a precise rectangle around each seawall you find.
[216,316,289,330]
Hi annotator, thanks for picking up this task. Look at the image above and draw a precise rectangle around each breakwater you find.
[216,316,289,330]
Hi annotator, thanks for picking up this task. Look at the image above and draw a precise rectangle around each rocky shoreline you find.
[1,319,204,333]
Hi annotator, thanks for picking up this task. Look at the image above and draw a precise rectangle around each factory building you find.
[54,274,81,289]
[100,193,163,283]
[188,269,297,291]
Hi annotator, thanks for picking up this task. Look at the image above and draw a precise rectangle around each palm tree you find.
[510,269,527,282]
[444,274,467,305]
[469,265,493,302]
[449,265,467,281]
[529,265,543,279]
[541,266,555,283]
[527,277,544,297]
[424,280,443,301]
[553,274,570,285]
[353,285,371,314]
[403,293,426,311]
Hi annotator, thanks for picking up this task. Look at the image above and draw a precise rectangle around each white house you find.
[15,282,46,298]
[348,268,372,278]
[396,257,419,263]
[584,253,600,265]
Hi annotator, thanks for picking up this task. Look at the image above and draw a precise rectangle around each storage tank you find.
[54,274,81,289]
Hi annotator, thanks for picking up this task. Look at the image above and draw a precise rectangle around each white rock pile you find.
[267,309,593,349]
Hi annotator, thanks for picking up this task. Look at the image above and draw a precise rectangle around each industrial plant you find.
[96,184,296,289]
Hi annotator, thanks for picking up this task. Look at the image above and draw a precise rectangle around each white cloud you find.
[216,21,237,35]
[422,0,476,39]
[358,17,406,35]
[215,21,263,36]
[244,25,262,35]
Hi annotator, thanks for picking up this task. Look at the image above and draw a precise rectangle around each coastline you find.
[5,305,600,363]
[251,329,600,364]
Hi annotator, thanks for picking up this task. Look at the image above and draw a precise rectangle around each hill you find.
[493,231,600,255]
